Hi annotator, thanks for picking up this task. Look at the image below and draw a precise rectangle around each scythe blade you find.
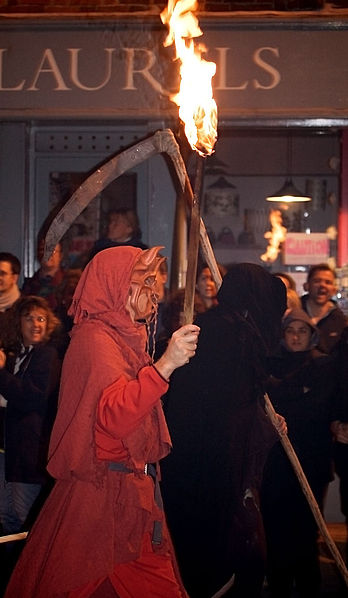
[43,128,187,261]
[43,127,222,294]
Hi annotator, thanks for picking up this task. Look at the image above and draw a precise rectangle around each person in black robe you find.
[160,263,287,598]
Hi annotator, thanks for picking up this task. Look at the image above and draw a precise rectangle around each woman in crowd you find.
[0,295,61,537]
[261,308,337,598]
[5,246,199,598]
[166,261,227,335]
[160,263,287,598]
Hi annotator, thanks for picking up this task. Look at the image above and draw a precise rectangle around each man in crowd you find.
[301,263,347,354]
[0,253,21,317]
[89,208,148,260]
[22,240,65,312]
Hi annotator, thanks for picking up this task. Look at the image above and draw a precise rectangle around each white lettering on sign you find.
[27,49,70,91]
[0,44,281,95]
[122,48,169,95]
[69,48,115,91]
[0,49,25,90]
[215,46,280,91]
[253,47,280,90]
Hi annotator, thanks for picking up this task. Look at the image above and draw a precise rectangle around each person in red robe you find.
[5,245,199,598]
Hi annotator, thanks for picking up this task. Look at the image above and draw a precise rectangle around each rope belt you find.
[108,461,163,545]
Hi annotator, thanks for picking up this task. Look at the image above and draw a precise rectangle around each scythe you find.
[43,128,221,295]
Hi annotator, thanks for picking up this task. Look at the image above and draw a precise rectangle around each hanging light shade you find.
[266,178,312,202]
[266,134,312,203]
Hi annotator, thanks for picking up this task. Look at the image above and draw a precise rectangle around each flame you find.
[261,209,287,263]
[161,0,217,157]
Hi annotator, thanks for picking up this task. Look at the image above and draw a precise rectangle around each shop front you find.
[1,13,348,289]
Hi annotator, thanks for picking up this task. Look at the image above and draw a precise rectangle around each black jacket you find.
[264,347,337,491]
[301,294,347,354]
[0,343,61,483]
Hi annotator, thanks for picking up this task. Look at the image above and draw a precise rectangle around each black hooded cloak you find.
[160,263,287,598]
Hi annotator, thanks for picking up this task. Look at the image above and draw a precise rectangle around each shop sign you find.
[0,23,348,119]
[283,232,329,265]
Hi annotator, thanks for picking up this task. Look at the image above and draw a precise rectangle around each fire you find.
[161,0,217,157]
[261,209,287,263]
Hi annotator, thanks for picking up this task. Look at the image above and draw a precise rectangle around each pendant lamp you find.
[266,134,312,203]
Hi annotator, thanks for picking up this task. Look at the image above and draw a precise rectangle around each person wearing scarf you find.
[160,263,287,598]
[0,253,21,315]
[5,246,199,598]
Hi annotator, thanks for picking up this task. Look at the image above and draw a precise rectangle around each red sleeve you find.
[95,365,168,446]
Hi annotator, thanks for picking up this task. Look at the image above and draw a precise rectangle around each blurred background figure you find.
[55,268,82,334]
[274,271,301,318]
[284,288,301,318]
[22,240,65,312]
[89,207,148,260]
[22,241,80,358]
[274,272,297,292]
[166,261,227,335]
[0,253,21,317]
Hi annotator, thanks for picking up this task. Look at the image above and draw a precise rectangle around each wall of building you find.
[0,1,329,13]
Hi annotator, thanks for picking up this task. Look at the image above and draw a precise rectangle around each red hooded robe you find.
[6,247,182,598]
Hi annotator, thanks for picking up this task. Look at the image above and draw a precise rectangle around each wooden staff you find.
[182,155,205,325]
[264,391,348,587]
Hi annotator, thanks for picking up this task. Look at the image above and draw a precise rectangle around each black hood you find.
[217,262,287,355]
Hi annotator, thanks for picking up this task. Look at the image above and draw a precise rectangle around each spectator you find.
[22,240,65,312]
[89,207,148,260]
[284,288,302,318]
[261,308,337,598]
[0,253,21,316]
[166,262,227,335]
[22,241,76,359]
[54,268,82,334]
[5,246,199,598]
[160,263,287,598]
[274,271,297,292]
[301,263,347,354]
[0,295,61,538]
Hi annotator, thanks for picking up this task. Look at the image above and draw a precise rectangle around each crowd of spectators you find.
[0,223,347,598]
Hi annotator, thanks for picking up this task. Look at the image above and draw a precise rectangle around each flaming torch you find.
[161,0,218,324]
